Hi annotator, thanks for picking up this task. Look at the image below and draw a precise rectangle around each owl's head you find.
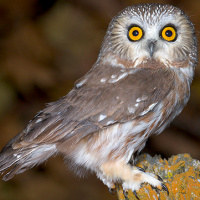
[99,4,197,67]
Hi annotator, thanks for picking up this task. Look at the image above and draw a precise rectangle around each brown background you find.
[0,0,199,200]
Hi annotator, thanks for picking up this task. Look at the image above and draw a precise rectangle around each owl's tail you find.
[0,141,57,181]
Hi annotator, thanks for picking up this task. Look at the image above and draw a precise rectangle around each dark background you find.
[0,0,199,200]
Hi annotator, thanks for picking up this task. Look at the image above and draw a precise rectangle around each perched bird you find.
[0,3,198,194]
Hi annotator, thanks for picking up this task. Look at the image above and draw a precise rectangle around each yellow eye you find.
[128,26,143,41]
[161,26,177,42]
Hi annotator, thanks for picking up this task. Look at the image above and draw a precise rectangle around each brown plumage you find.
[0,3,198,193]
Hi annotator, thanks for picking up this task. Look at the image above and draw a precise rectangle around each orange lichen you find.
[116,154,200,200]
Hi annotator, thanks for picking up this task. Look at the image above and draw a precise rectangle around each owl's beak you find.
[147,40,157,57]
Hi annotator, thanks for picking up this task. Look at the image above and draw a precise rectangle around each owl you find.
[0,3,198,196]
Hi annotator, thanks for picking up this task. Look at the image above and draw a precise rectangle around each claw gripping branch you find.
[116,153,200,200]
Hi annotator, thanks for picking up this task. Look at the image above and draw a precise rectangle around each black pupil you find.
[165,30,173,37]
[132,30,139,36]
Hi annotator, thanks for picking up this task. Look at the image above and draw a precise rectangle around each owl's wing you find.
[0,63,174,179]
[10,63,174,147]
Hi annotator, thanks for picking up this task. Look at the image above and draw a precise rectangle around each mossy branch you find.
[116,154,200,200]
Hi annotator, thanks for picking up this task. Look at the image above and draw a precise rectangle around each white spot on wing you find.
[106,121,116,126]
[99,114,107,121]
[109,73,128,83]
[76,79,87,88]
[101,78,106,83]
[111,74,117,79]
[136,95,148,103]
[35,118,42,123]
[128,107,135,114]
[14,153,21,159]
[139,102,158,116]
[136,98,142,103]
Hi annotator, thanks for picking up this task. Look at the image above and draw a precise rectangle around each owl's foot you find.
[99,161,168,196]
[121,169,163,191]
[109,185,116,195]
[123,189,140,199]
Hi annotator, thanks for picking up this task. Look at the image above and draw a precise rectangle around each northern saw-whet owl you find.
[0,3,198,195]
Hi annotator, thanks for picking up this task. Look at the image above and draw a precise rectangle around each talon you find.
[109,184,116,195]
[137,167,145,172]
[109,187,116,195]
[161,183,169,195]
[157,175,163,181]
[123,190,129,198]
[133,190,140,199]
